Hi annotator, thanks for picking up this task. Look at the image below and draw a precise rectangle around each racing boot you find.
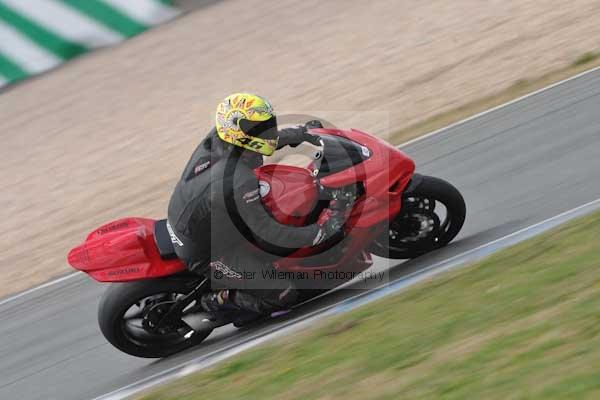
[200,289,262,326]
[200,289,239,322]
[227,290,266,327]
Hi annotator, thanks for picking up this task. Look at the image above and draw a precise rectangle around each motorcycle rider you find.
[167,93,347,322]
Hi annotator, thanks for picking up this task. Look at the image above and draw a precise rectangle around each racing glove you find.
[277,122,322,149]
[304,119,324,129]
[312,200,350,246]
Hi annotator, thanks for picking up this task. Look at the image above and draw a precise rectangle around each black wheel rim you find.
[374,195,458,255]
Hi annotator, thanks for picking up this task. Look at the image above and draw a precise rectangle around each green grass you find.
[573,52,599,67]
[139,210,600,400]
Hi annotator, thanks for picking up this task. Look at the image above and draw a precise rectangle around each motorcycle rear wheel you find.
[98,279,212,358]
[370,174,466,259]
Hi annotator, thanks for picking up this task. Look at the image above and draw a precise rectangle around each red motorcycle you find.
[67,128,465,358]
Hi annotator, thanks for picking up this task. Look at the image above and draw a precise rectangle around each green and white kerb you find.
[0,0,179,88]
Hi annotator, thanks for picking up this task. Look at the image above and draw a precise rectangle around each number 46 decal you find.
[237,137,265,150]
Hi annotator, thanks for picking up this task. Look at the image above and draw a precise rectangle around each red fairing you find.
[256,164,318,226]
[256,129,414,229]
[319,128,414,227]
[67,218,185,282]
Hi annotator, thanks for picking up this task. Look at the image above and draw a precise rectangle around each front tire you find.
[98,279,212,358]
[370,174,466,259]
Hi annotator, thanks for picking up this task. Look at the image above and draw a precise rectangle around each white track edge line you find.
[1,65,598,307]
[0,271,83,307]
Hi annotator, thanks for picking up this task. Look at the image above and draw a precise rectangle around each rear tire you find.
[98,279,212,358]
[370,174,466,259]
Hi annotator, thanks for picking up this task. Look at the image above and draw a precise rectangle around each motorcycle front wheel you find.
[98,279,212,358]
[370,174,466,259]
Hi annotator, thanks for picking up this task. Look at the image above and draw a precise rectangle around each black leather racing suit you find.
[167,128,327,314]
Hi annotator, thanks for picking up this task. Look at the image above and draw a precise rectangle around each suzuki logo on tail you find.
[166,221,184,247]
[107,266,141,276]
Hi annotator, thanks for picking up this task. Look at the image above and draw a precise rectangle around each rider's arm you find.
[230,177,343,255]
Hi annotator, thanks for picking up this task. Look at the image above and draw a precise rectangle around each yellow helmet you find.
[215,93,279,156]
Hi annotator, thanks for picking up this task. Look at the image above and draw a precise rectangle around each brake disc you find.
[391,197,441,243]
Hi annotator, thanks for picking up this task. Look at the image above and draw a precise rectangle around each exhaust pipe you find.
[181,311,228,332]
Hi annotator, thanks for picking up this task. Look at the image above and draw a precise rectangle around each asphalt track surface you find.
[2,68,600,400]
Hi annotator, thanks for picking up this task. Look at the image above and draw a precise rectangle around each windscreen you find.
[314,135,371,177]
